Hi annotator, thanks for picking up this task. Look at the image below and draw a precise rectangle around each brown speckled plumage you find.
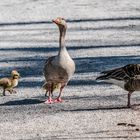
[96,64,140,107]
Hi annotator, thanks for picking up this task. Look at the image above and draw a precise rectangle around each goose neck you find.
[58,28,67,55]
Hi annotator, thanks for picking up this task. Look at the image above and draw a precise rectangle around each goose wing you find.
[97,64,140,81]
[0,78,11,88]
[43,56,69,83]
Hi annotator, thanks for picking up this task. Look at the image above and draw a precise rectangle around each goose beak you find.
[17,74,21,78]
[52,19,59,25]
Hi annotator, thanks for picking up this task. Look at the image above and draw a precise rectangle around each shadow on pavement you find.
[0,16,140,27]
[0,99,44,106]
[63,106,129,112]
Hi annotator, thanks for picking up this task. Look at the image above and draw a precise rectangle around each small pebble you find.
[135,128,139,131]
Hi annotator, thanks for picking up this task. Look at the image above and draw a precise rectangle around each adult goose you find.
[96,64,140,107]
[43,17,75,104]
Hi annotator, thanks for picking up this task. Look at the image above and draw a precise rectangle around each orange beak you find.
[52,19,60,25]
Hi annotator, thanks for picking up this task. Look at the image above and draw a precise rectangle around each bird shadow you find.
[0,99,44,106]
[62,106,129,112]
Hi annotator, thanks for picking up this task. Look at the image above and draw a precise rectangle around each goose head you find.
[52,17,67,33]
[11,70,20,79]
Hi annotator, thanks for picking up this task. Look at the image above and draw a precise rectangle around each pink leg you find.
[54,85,65,103]
[54,97,63,103]
[44,84,54,104]
[44,96,53,104]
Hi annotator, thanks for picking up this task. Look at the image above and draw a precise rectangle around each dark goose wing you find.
[97,64,140,81]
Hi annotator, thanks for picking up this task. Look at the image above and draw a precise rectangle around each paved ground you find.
[0,0,140,139]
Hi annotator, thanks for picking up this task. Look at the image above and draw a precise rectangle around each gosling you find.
[0,70,20,96]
